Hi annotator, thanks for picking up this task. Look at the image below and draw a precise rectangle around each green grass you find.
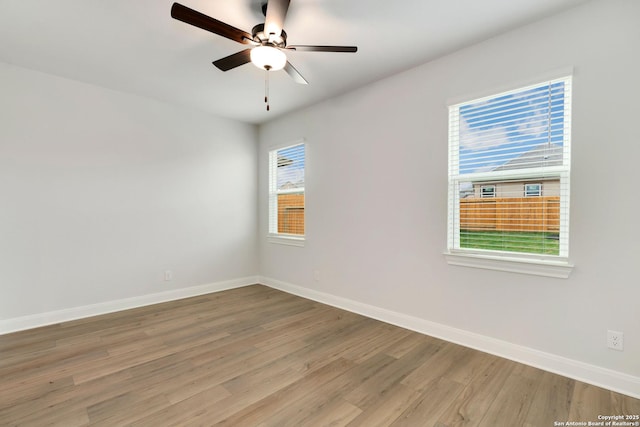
[460,230,559,255]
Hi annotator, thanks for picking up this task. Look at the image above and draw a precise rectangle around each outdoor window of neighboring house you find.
[524,183,542,197]
[268,141,305,245]
[447,76,572,275]
[481,185,496,198]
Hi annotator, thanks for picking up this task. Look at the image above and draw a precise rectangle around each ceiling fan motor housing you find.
[252,23,287,47]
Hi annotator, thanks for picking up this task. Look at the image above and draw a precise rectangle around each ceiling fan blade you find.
[171,3,252,45]
[264,0,290,38]
[287,45,358,53]
[212,49,253,71]
[284,61,308,85]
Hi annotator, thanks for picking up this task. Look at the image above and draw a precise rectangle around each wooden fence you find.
[460,196,560,232]
[278,194,305,235]
[276,194,558,234]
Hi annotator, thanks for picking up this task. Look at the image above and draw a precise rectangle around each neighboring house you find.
[472,179,560,198]
[279,181,303,190]
[470,143,563,198]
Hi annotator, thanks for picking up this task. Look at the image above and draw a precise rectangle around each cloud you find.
[516,107,549,137]
[459,117,510,151]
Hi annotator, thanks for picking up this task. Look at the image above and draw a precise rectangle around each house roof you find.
[492,143,563,171]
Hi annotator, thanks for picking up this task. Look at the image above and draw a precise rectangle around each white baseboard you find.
[259,276,640,399]
[0,276,259,335]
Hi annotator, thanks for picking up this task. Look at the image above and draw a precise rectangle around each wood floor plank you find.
[612,391,640,415]
[0,374,76,412]
[401,342,484,391]
[0,370,133,425]
[436,356,517,427]
[385,331,442,359]
[523,371,575,426]
[567,381,617,421]
[294,398,362,427]
[340,323,413,363]
[0,284,638,426]
[217,357,357,426]
[344,339,442,409]
[129,384,231,426]
[87,391,172,426]
[346,383,422,427]
[248,352,398,427]
[390,377,465,426]
[476,364,542,426]
[254,307,347,351]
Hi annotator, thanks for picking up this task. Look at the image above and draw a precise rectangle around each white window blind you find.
[448,76,572,258]
[269,142,305,238]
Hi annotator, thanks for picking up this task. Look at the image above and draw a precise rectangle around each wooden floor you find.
[1,285,638,426]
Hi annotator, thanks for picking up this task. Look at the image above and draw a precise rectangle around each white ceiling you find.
[0,0,590,125]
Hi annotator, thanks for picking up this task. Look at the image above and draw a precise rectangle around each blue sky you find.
[277,144,305,189]
[458,80,566,175]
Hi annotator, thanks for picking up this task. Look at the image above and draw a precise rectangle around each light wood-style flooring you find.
[1,285,638,426]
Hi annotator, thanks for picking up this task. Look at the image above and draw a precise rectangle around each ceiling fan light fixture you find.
[250,46,286,71]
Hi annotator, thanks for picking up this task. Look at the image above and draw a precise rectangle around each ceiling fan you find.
[171,0,358,109]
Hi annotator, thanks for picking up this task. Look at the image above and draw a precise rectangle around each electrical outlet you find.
[164,270,173,281]
[313,270,320,282]
[607,330,624,351]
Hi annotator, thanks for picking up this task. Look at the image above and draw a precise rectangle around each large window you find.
[448,77,571,264]
[269,142,305,242]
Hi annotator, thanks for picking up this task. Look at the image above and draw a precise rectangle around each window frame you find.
[445,76,574,278]
[268,140,306,247]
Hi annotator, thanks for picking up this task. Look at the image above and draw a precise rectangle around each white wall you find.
[258,0,640,393]
[0,62,258,321]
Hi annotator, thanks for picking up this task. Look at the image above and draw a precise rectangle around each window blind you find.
[448,77,572,257]
[269,143,305,236]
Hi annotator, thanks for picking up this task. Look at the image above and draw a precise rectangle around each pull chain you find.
[264,67,270,111]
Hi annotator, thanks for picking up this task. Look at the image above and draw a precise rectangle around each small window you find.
[524,183,542,197]
[268,142,305,241]
[481,185,496,198]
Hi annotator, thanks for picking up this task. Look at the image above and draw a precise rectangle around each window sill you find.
[268,234,305,247]
[444,251,573,278]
